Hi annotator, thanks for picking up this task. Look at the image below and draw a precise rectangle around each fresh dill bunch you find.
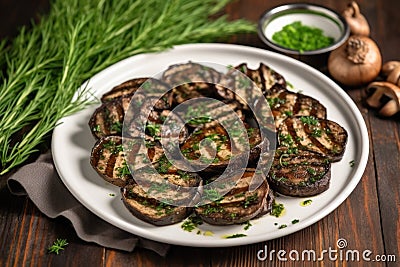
[48,238,69,255]
[0,0,255,176]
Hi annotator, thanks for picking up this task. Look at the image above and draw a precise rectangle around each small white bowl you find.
[258,3,349,65]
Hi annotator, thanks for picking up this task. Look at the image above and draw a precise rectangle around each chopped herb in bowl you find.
[272,21,334,53]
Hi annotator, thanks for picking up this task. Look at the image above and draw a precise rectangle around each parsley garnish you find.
[278,224,287,229]
[48,238,68,255]
[271,201,285,217]
[300,116,319,126]
[242,220,252,230]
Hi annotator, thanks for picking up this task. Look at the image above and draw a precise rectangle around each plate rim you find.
[52,43,369,247]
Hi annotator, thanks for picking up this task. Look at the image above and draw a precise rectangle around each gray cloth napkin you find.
[7,152,170,256]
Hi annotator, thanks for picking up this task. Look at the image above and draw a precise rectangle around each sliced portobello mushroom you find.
[101,78,149,102]
[89,96,132,139]
[267,147,331,197]
[174,98,245,129]
[101,77,173,110]
[89,93,177,140]
[278,116,348,162]
[234,63,287,98]
[126,109,188,145]
[121,159,203,226]
[121,182,193,226]
[133,157,202,205]
[215,63,287,112]
[179,122,262,173]
[195,169,270,225]
[172,82,218,105]
[90,136,163,187]
[162,62,222,87]
[268,91,327,128]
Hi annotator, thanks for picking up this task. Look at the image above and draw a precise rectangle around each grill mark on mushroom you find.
[279,116,348,162]
[267,147,331,197]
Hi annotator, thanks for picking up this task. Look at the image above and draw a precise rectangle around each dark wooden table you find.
[1,0,399,266]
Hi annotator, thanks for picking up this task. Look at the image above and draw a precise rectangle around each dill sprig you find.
[47,238,68,255]
[0,0,255,175]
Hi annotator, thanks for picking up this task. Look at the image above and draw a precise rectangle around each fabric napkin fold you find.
[7,152,170,256]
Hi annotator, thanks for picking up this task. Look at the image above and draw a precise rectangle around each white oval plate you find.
[52,43,368,247]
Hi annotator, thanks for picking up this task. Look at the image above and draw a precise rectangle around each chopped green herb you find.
[267,97,286,108]
[181,217,201,232]
[93,124,101,133]
[156,156,172,174]
[109,193,115,197]
[202,205,225,215]
[242,220,252,230]
[278,224,287,229]
[292,219,300,224]
[300,116,319,126]
[203,188,223,202]
[148,182,169,194]
[349,160,355,167]
[188,116,212,125]
[279,133,294,148]
[284,110,293,117]
[225,233,247,239]
[155,202,174,215]
[110,121,122,132]
[272,21,334,53]
[311,128,322,137]
[146,123,161,138]
[116,162,130,177]
[306,167,317,176]
[243,193,259,208]
[300,199,313,206]
[234,192,245,198]
[271,201,285,217]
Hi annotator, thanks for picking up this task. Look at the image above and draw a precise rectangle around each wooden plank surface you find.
[0,0,399,266]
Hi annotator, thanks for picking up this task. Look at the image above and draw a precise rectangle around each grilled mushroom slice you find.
[90,136,163,187]
[278,116,348,162]
[268,91,327,128]
[101,77,173,110]
[162,62,222,87]
[172,82,218,105]
[125,109,188,145]
[89,96,132,139]
[121,183,193,226]
[121,160,202,226]
[215,63,287,112]
[234,63,287,98]
[174,98,245,129]
[101,78,149,102]
[179,122,263,173]
[90,91,177,140]
[267,147,331,197]
[195,169,270,225]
